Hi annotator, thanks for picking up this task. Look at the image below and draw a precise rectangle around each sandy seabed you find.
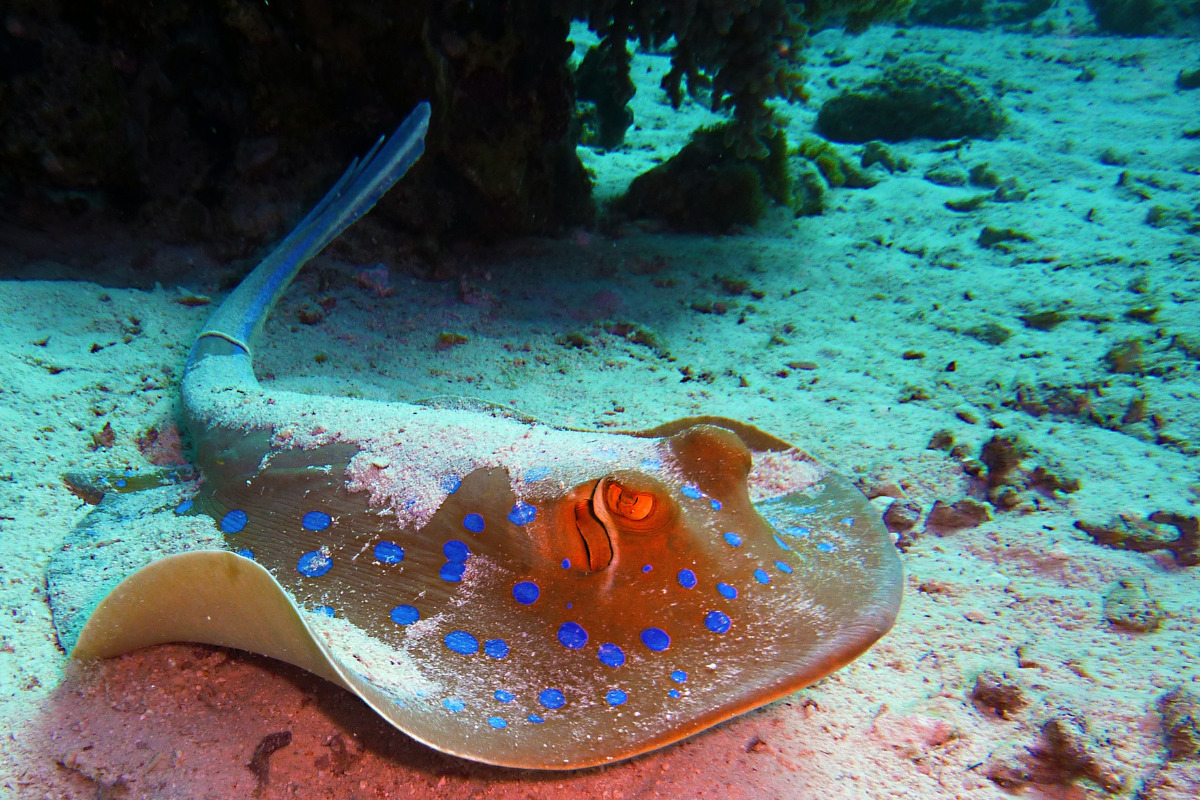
[2,4,1199,799]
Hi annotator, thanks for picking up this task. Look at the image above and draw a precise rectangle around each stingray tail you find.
[187,101,431,371]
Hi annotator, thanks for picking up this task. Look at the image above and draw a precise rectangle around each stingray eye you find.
[593,473,675,537]
[604,481,655,521]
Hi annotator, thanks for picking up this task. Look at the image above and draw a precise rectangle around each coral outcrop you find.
[0,1,913,254]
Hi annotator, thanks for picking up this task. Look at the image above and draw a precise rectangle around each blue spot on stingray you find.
[174,499,193,515]
[527,714,545,724]
[598,643,626,668]
[374,541,405,564]
[439,562,465,582]
[773,533,792,551]
[717,582,738,599]
[795,506,816,514]
[487,716,507,729]
[221,509,248,534]
[314,605,335,618]
[640,457,662,471]
[507,502,537,525]
[115,479,127,488]
[296,550,331,577]
[681,485,702,499]
[669,689,681,698]
[123,467,134,478]
[539,689,566,709]
[705,610,732,634]
[606,689,628,707]
[302,510,331,531]
[443,698,466,713]
[390,605,419,625]
[817,541,837,553]
[441,474,461,494]
[642,564,653,573]
[444,631,479,655]
[513,581,540,605]
[671,670,688,683]
[710,498,722,510]
[484,638,509,659]
[561,558,571,569]
[558,622,588,649]
[494,690,515,703]
[776,560,794,574]
[789,526,811,538]
[754,568,771,584]
[444,539,470,561]
[641,628,671,652]
[523,467,550,482]
[841,516,855,526]
[235,548,254,560]
[678,569,697,589]
[462,514,485,534]
[723,532,742,547]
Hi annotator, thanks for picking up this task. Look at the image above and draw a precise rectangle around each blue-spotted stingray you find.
[47,101,903,770]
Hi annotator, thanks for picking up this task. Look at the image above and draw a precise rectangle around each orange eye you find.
[604,482,655,521]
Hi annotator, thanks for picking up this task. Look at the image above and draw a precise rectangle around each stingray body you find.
[49,102,903,769]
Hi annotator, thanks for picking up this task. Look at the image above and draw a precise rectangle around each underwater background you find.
[1,0,1198,797]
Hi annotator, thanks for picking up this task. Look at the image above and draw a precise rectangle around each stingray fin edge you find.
[71,550,346,688]
[626,416,795,452]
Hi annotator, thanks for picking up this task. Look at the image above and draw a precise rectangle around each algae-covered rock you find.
[613,125,789,232]
[925,163,970,187]
[796,137,881,188]
[816,61,1007,143]
[861,140,911,172]
[908,0,1054,30]
[792,161,829,216]
[978,226,1032,248]
[1085,0,1200,36]
[575,41,635,150]
[615,123,890,230]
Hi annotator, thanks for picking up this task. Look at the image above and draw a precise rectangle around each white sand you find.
[2,2,1198,797]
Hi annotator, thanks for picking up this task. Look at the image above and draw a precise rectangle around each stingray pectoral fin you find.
[71,551,346,689]
[65,550,505,766]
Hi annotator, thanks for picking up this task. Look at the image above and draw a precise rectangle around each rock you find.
[971,671,1029,719]
[883,500,922,534]
[925,498,992,534]
[1158,687,1200,760]
[979,433,1028,487]
[1102,579,1163,632]
[987,713,1125,793]
[924,163,970,186]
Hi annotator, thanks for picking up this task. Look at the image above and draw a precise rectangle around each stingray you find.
[47,101,903,770]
